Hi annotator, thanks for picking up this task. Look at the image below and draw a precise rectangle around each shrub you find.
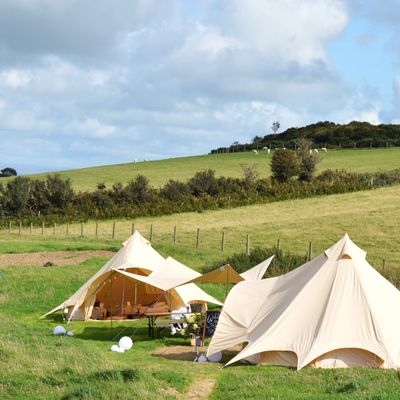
[296,138,321,181]
[189,169,220,196]
[161,179,190,201]
[123,175,151,204]
[270,149,299,183]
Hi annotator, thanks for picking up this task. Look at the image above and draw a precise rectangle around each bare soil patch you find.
[0,250,114,267]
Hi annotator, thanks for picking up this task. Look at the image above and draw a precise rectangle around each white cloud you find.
[0,68,32,87]
[75,118,117,138]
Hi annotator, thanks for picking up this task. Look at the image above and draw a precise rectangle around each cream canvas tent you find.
[43,231,221,320]
[207,234,400,370]
[42,231,166,320]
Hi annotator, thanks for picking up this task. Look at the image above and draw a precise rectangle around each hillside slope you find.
[3,148,400,192]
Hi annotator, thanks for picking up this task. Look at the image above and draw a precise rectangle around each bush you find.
[189,169,220,196]
[270,149,299,183]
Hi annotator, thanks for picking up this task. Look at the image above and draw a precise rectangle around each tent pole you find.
[110,272,114,338]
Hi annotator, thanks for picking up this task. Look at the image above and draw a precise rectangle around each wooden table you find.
[145,312,189,339]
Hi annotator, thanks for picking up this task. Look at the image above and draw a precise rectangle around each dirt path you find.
[0,250,114,267]
[153,346,218,399]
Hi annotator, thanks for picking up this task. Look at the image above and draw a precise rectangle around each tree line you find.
[210,120,400,154]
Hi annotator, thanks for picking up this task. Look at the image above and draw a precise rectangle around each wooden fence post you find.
[276,239,280,251]
[19,221,21,236]
[196,228,200,248]
[246,234,250,255]
[382,259,386,272]
[221,231,225,252]
[9,221,11,233]
[30,222,33,236]
[308,241,313,261]
[150,224,153,241]
[81,223,84,236]
[53,222,56,236]
[42,221,44,236]
[95,222,98,238]
[131,223,135,235]
[66,223,69,237]
[112,222,115,239]
[173,226,177,245]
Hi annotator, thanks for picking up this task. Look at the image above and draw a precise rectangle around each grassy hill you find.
[4,147,400,191]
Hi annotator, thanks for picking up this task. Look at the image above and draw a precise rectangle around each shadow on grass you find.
[73,325,151,341]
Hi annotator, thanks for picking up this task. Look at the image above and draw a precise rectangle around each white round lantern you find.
[197,354,207,363]
[111,345,119,352]
[53,326,66,335]
[119,336,133,351]
[207,352,222,362]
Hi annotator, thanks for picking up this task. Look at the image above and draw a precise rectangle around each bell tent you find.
[207,234,400,370]
[42,231,221,321]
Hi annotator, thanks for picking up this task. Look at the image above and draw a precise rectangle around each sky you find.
[0,0,399,174]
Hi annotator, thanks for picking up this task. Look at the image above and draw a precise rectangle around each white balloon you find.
[111,345,119,352]
[53,326,66,335]
[119,336,133,351]
[207,352,222,362]
[117,347,125,353]
[66,331,74,337]
[197,354,207,363]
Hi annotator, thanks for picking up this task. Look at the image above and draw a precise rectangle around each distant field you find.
[2,184,400,268]
[5,147,400,191]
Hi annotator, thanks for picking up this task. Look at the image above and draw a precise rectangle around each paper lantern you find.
[66,331,74,337]
[53,326,66,335]
[119,336,133,351]
[111,345,119,352]
[207,352,222,362]
[197,354,207,363]
[117,347,125,353]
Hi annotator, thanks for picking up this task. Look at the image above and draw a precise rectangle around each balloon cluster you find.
[53,325,74,336]
[111,336,133,353]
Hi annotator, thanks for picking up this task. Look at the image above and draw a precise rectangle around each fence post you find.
[30,222,33,236]
[112,222,115,239]
[131,223,135,235]
[221,231,225,252]
[95,222,98,238]
[173,226,177,245]
[42,221,44,236]
[308,241,312,261]
[66,223,69,237]
[53,222,56,236]
[81,223,84,236]
[196,228,200,248]
[246,234,250,255]
[150,224,153,241]
[9,221,11,233]
[382,259,386,272]
[19,221,21,236]
[276,239,280,251]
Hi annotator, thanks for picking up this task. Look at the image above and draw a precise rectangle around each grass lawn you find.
[5,148,400,191]
[1,252,400,398]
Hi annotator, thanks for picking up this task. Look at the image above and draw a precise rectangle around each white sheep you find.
[309,149,313,154]
[267,148,271,154]
[314,149,319,153]
[321,147,327,152]
[252,150,258,154]
[262,147,268,151]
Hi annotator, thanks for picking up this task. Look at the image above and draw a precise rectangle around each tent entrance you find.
[90,273,169,320]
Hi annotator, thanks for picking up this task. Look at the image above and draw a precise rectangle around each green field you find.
[1,152,400,398]
[6,148,400,191]
[3,185,400,268]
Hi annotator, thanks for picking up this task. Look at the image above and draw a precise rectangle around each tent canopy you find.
[191,256,274,284]
[207,234,400,370]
